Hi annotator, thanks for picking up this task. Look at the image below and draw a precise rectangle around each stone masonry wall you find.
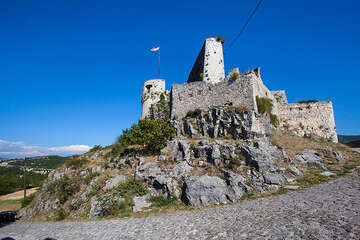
[171,75,256,120]
[188,37,225,85]
[278,101,338,142]
[251,68,279,116]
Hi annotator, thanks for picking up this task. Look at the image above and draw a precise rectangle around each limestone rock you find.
[166,161,193,178]
[102,175,126,191]
[181,175,230,206]
[241,138,285,172]
[159,139,191,162]
[173,106,271,140]
[288,165,302,176]
[132,195,152,213]
[135,162,162,182]
[221,169,250,200]
[89,196,107,218]
[263,173,285,185]
[153,175,180,198]
[292,149,327,170]
[323,147,345,162]
[320,171,336,177]
[193,145,212,161]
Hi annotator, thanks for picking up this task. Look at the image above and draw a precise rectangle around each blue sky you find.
[1,0,359,158]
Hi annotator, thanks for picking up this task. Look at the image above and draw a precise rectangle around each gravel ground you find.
[1,175,359,240]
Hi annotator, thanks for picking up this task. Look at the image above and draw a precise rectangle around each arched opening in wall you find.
[146,85,153,92]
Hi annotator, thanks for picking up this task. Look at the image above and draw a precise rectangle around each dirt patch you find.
[0,187,38,201]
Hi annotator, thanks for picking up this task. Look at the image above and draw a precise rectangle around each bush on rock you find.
[118,119,175,154]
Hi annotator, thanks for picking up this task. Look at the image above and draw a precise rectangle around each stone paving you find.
[1,175,359,240]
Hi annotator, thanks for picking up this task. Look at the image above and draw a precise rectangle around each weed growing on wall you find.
[256,96,279,126]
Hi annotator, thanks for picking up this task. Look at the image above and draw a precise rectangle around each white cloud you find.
[0,139,91,159]
[48,145,91,152]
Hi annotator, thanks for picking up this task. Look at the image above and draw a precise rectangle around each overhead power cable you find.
[225,0,264,53]
[206,0,264,81]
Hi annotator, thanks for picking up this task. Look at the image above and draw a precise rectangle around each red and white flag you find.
[151,46,160,52]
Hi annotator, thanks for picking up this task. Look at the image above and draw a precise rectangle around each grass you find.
[240,191,254,200]
[115,179,148,198]
[226,105,249,115]
[150,196,177,207]
[20,192,37,208]
[46,208,68,221]
[0,199,22,211]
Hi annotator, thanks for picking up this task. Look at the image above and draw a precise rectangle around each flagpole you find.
[158,48,160,79]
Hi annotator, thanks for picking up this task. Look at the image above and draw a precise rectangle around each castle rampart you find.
[171,73,257,119]
[277,101,338,142]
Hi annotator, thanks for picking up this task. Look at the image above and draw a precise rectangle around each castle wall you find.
[141,79,165,119]
[278,101,338,142]
[251,68,279,115]
[271,90,288,105]
[171,75,256,119]
[188,37,225,84]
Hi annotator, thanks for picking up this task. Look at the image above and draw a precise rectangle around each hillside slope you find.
[19,107,360,221]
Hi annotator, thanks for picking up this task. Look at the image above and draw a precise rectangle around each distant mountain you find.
[5,155,68,169]
[0,157,8,161]
[338,135,360,144]
[346,141,360,148]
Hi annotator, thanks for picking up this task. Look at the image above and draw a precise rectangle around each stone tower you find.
[187,37,225,84]
[141,79,165,119]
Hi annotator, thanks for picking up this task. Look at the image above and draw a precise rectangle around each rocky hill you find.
[18,106,360,221]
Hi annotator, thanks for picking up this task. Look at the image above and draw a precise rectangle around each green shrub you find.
[89,145,102,153]
[296,100,317,104]
[65,157,89,169]
[69,200,82,211]
[84,171,100,185]
[56,176,80,204]
[186,109,202,118]
[216,35,226,44]
[105,143,126,159]
[115,179,148,198]
[256,96,279,126]
[150,196,177,207]
[20,192,37,208]
[53,208,67,221]
[256,96,273,116]
[86,183,101,198]
[118,119,175,154]
[270,113,279,126]
[107,197,134,217]
[231,72,239,80]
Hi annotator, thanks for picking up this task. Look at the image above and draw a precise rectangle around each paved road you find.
[1,175,359,240]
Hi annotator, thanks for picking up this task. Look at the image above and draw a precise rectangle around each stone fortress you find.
[141,37,338,142]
